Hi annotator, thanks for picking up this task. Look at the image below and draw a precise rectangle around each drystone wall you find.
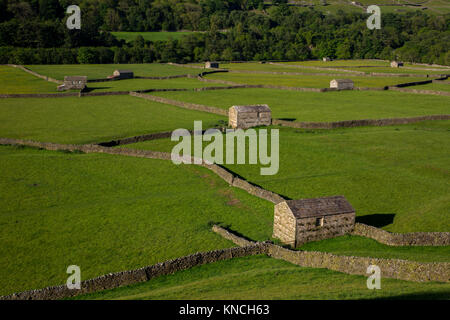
[352,223,450,246]
[268,62,365,74]
[388,87,450,96]
[0,138,447,238]
[392,76,448,88]
[7,64,62,84]
[0,244,267,300]
[228,69,431,78]
[97,131,174,147]
[0,93,79,98]
[212,225,450,283]
[211,225,256,247]
[267,245,449,283]
[130,91,228,116]
[272,114,450,129]
[0,91,133,99]
[0,138,284,204]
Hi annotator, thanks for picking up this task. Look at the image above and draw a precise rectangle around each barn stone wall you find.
[228,106,272,129]
[330,80,354,90]
[272,202,296,246]
[294,212,355,247]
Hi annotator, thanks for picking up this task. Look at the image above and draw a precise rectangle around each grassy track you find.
[0,146,273,295]
[0,96,225,144]
[151,89,450,122]
[0,66,57,94]
[121,121,450,233]
[73,255,450,300]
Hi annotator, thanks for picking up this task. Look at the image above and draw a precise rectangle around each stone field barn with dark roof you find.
[273,196,356,247]
[228,104,272,129]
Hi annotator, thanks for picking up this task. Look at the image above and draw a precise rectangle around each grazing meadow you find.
[0,145,273,295]
[121,121,450,234]
[0,96,225,144]
[151,89,450,122]
[0,61,448,299]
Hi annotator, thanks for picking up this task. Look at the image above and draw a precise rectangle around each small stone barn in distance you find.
[273,196,356,247]
[228,105,272,129]
[205,61,219,69]
[330,79,354,90]
[113,70,134,79]
[57,76,87,91]
[390,61,404,68]
[322,57,331,62]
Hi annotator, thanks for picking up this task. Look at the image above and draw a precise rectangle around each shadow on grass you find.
[208,221,257,243]
[277,118,296,121]
[356,213,395,228]
[83,86,112,92]
[215,164,291,200]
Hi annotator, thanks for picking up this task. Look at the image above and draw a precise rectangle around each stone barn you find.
[322,57,331,62]
[273,195,356,247]
[330,79,354,90]
[57,76,87,91]
[113,70,134,79]
[390,61,404,68]
[228,105,271,129]
[205,61,219,69]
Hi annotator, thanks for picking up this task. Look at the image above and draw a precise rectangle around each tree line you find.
[0,0,448,65]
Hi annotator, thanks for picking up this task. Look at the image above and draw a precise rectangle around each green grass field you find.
[208,62,349,74]
[151,89,450,122]
[203,72,429,88]
[298,235,450,263]
[1,61,449,300]
[283,60,390,67]
[416,82,450,92]
[73,255,450,300]
[26,64,199,80]
[0,145,273,295]
[0,66,58,94]
[86,78,226,92]
[111,31,200,42]
[0,96,225,144]
[121,121,450,233]
[343,67,449,76]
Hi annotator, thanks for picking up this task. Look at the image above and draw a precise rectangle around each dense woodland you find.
[0,0,449,65]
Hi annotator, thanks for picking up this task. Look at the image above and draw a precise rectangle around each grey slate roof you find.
[286,196,355,218]
[231,105,271,113]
